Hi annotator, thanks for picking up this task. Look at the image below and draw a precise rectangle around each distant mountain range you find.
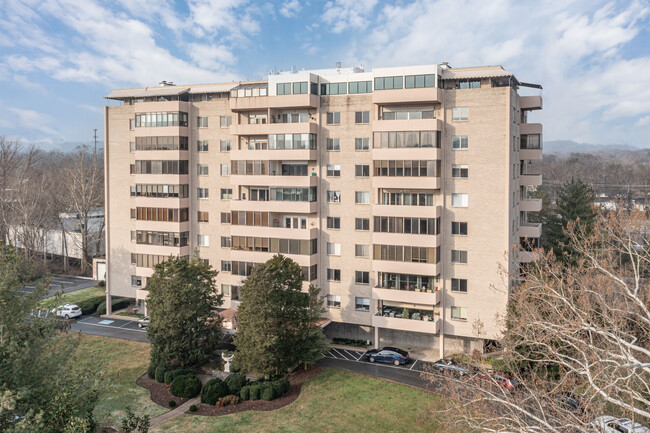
[31,140,104,153]
[544,140,647,154]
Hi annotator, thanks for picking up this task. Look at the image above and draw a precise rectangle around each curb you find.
[51,274,96,281]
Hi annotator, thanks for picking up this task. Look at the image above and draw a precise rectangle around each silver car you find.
[593,416,650,433]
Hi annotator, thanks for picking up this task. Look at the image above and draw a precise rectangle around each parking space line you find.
[77,317,95,323]
[74,322,146,333]
[356,352,365,361]
[342,349,358,360]
[118,322,133,328]
[332,348,353,360]
[409,360,418,370]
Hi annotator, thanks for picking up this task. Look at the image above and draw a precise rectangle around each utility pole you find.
[93,129,98,155]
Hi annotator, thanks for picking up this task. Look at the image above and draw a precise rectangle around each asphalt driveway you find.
[71,315,150,343]
[20,276,98,298]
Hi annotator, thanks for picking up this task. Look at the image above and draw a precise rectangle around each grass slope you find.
[39,286,105,309]
[151,368,443,433]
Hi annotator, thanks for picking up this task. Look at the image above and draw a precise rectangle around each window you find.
[197,164,209,176]
[452,164,468,178]
[355,137,369,151]
[452,136,468,150]
[374,76,403,90]
[220,140,231,152]
[130,208,136,219]
[197,140,208,152]
[198,211,209,223]
[355,191,370,204]
[373,130,440,149]
[373,216,440,235]
[349,81,371,94]
[221,260,232,272]
[134,160,189,175]
[321,83,347,95]
[451,222,468,235]
[221,212,231,224]
[327,190,341,203]
[221,236,231,248]
[355,244,369,258]
[220,116,231,128]
[458,79,480,89]
[197,187,209,199]
[221,284,231,296]
[451,193,468,207]
[326,138,340,151]
[355,111,370,124]
[129,119,135,130]
[277,83,291,95]
[327,295,341,308]
[221,188,232,200]
[326,112,340,125]
[326,164,341,177]
[220,164,230,176]
[355,271,369,284]
[452,107,469,121]
[327,268,341,282]
[197,234,209,247]
[327,242,341,256]
[135,111,188,127]
[451,250,468,264]
[131,276,142,287]
[355,297,370,311]
[355,165,369,177]
[129,141,135,152]
[451,306,468,321]
[292,81,308,94]
[451,278,468,293]
[327,217,341,229]
[405,74,436,88]
[197,117,208,128]
[355,218,370,231]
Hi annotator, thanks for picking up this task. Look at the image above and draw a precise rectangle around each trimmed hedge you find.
[189,404,197,412]
[147,363,157,380]
[249,384,260,401]
[225,373,247,396]
[261,387,274,401]
[280,378,290,394]
[271,381,283,399]
[200,378,229,405]
[164,368,194,385]
[75,295,105,316]
[155,366,167,383]
[240,385,250,401]
[168,400,176,408]
[170,374,201,399]
[96,297,131,315]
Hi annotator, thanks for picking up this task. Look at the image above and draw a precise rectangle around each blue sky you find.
[1,0,650,150]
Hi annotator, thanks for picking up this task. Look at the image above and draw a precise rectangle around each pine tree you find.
[234,255,328,377]
[146,256,223,368]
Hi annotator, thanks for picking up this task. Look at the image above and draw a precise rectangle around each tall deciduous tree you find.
[234,254,328,377]
[146,256,222,368]
[0,245,100,432]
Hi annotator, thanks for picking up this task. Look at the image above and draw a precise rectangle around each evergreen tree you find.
[0,245,99,432]
[543,178,595,260]
[234,255,328,377]
[146,256,222,369]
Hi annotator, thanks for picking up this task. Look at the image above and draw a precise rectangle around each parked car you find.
[51,304,82,319]
[473,371,520,391]
[432,358,473,377]
[364,347,409,365]
[553,392,588,416]
[593,416,650,433]
[137,316,149,328]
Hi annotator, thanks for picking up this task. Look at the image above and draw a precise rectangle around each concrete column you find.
[105,290,112,315]
[374,326,379,349]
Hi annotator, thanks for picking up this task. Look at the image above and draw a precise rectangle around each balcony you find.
[372,286,440,305]
[520,174,542,186]
[373,176,440,190]
[230,174,319,187]
[371,204,442,218]
[372,260,438,276]
[372,232,441,248]
[231,94,319,111]
[230,148,318,161]
[230,249,317,267]
[134,220,190,232]
[518,250,540,263]
[373,87,442,105]
[519,198,542,212]
[372,118,442,132]
[133,174,190,185]
[520,123,542,136]
[230,225,318,239]
[231,121,318,136]
[372,313,440,334]
[134,244,191,257]
[520,222,542,239]
[230,199,318,214]
[520,148,542,161]
[520,95,543,111]
[372,147,441,161]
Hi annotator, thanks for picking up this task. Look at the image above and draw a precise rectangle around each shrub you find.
[249,384,260,401]
[261,387,274,401]
[170,374,202,399]
[164,368,194,385]
[217,395,240,407]
[225,373,247,396]
[271,381,283,399]
[200,378,229,405]
[239,385,250,401]
[147,362,157,380]
[154,366,167,383]
[96,297,131,315]
[189,404,197,412]
[168,400,176,408]
[97,280,106,287]
[76,295,105,316]
[280,378,290,394]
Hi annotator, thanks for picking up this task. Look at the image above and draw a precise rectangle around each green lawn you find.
[151,368,444,433]
[39,286,105,309]
[73,334,166,427]
[117,311,145,318]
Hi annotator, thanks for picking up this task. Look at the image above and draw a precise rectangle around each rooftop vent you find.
[159,80,175,87]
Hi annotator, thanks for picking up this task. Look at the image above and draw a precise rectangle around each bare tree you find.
[428,209,650,432]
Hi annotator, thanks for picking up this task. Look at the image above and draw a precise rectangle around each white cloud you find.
[322,0,378,33]
[280,0,302,18]
[7,107,61,137]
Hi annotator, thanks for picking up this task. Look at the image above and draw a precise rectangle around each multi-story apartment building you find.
[104,63,542,357]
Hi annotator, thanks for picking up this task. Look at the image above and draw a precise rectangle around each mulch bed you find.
[135,375,190,408]
[136,364,323,417]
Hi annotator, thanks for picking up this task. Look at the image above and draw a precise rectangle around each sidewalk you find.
[149,397,200,427]
[100,308,143,322]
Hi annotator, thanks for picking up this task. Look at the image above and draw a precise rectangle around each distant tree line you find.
[0,136,104,276]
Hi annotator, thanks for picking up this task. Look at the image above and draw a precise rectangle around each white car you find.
[593,416,650,433]
[51,304,82,319]
[137,316,150,328]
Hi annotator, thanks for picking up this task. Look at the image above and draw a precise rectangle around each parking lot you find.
[323,347,438,375]
[20,276,98,298]
[71,315,149,343]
